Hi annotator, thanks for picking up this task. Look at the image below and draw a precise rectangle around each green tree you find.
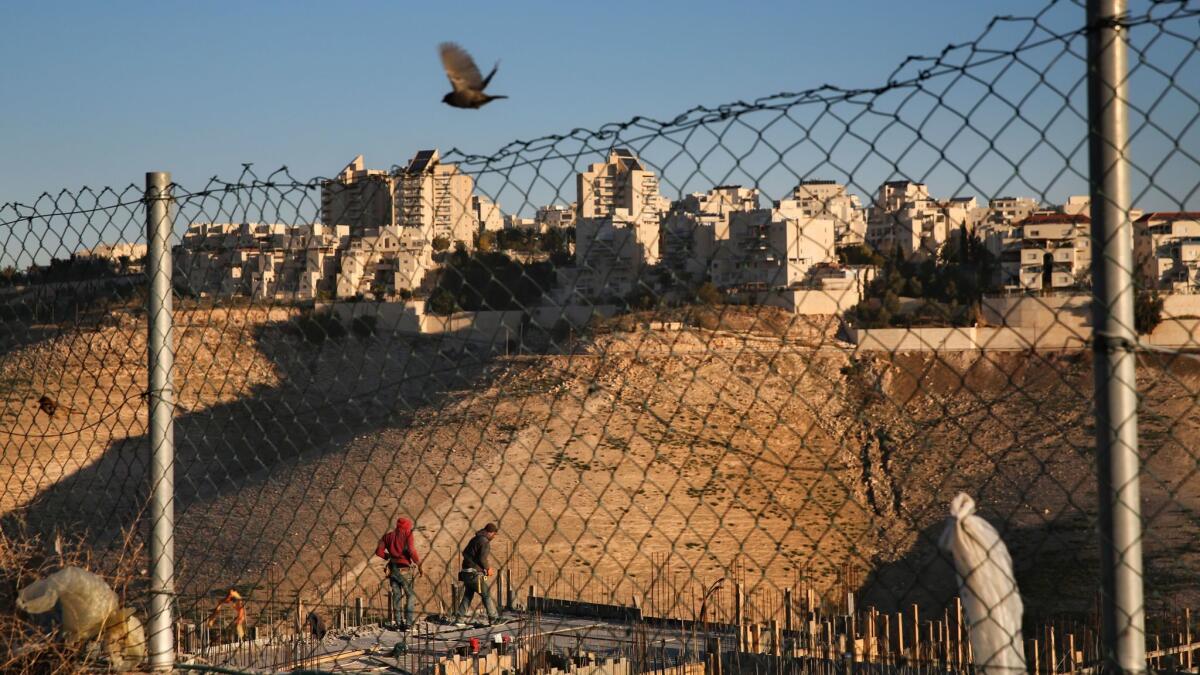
[477,231,497,253]
[427,287,459,315]
[837,244,884,267]
[432,236,451,252]
[540,228,566,254]
[1135,291,1164,335]
[695,282,722,306]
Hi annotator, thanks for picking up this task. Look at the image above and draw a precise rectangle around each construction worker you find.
[451,523,501,627]
[375,516,422,630]
[207,589,246,641]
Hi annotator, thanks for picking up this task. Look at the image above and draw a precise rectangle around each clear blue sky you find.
[1,1,1195,214]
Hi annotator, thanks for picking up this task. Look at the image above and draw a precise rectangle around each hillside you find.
[3,306,1198,625]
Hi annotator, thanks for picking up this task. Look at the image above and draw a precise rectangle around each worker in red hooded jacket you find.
[376,517,422,630]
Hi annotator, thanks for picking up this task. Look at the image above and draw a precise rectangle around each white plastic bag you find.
[103,607,146,671]
[17,566,120,641]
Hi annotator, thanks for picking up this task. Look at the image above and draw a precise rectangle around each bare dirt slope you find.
[4,307,1199,625]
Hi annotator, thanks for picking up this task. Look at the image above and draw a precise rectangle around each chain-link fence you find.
[3,1,1200,673]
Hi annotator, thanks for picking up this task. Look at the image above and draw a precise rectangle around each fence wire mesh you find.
[2,1,1200,673]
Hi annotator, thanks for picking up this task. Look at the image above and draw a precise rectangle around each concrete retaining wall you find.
[320,300,618,348]
[848,314,1199,352]
[1163,294,1200,318]
[846,326,1041,352]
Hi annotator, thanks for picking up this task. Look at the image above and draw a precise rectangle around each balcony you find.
[1052,248,1076,264]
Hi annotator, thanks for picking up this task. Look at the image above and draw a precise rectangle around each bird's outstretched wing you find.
[440,42,483,92]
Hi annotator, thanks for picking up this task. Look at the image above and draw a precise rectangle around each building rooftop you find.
[1134,211,1200,222]
[1019,212,1091,225]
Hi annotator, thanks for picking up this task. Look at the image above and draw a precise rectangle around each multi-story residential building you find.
[321,156,398,233]
[865,181,954,257]
[335,226,435,299]
[710,200,836,291]
[504,215,539,232]
[945,196,981,232]
[986,196,1041,228]
[473,195,505,232]
[1058,195,1143,222]
[573,208,662,299]
[790,181,867,246]
[397,149,477,246]
[175,222,351,299]
[76,242,148,263]
[1061,195,1090,217]
[74,242,148,274]
[535,204,577,232]
[577,148,667,229]
[300,224,352,299]
[1135,212,1200,293]
[993,213,1092,291]
[661,185,759,282]
[571,149,667,299]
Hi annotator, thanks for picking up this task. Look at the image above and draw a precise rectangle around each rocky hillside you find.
[3,306,1198,625]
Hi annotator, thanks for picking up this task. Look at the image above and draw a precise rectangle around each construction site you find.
[186,564,1200,674]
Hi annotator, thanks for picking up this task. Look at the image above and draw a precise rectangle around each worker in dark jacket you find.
[451,523,500,627]
[375,517,422,630]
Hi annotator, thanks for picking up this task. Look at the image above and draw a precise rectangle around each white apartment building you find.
[175,222,351,299]
[504,215,539,232]
[865,181,954,257]
[76,242,148,262]
[473,195,505,232]
[535,204,577,232]
[945,196,981,232]
[573,208,661,299]
[321,156,398,232]
[661,185,759,282]
[398,149,477,247]
[571,149,666,300]
[1059,195,1143,222]
[993,213,1092,291]
[1062,195,1090,217]
[790,181,867,246]
[335,226,435,299]
[577,148,667,229]
[1135,212,1200,293]
[710,200,836,291]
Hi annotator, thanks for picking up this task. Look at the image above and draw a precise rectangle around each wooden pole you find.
[1187,608,1193,672]
[883,613,891,664]
[955,597,964,669]
[784,588,793,636]
[1068,632,1077,675]
[734,582,744,652]
[1050,625,1058,675]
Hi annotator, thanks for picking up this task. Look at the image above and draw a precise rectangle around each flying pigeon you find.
[439,42,506,109]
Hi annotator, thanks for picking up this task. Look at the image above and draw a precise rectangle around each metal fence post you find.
[146,171,177,670]
[1086,2,1146,673]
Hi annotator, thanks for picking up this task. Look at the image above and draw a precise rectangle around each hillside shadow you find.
[857,508,1099,625]
[5,317,508,601]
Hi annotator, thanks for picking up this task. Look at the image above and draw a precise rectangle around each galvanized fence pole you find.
[146,171,177,670]
[1086,1,1146,673]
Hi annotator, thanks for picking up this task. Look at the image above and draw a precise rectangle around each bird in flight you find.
[439,42,506,109]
